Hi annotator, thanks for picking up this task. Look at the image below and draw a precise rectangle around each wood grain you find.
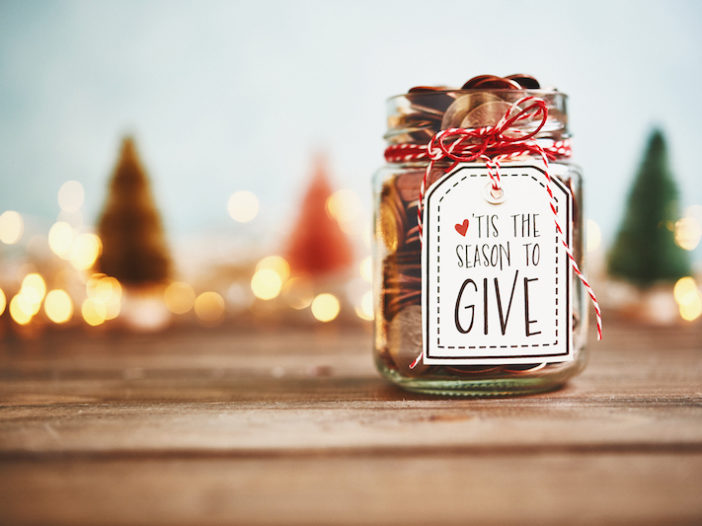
[0,320,701,525]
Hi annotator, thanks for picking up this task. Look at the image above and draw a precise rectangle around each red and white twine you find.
[384,96,602,368]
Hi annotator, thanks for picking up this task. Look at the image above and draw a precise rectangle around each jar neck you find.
[384,89,569,146]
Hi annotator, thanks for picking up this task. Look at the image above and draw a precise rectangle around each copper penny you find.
[505,74,541,89]
[441,92,503,129]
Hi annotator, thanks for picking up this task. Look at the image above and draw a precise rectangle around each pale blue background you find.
[1,0,701,255]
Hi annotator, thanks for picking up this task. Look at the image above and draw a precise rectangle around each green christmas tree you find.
[607,128,691,287]
[96,136,171,286]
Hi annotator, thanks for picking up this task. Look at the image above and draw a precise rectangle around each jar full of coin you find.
[372,74,600,396]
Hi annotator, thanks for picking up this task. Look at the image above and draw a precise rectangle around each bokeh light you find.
[673,276,702,322]
[164,282,196,314]
[227,191,259,223]
[122,293,169,331]
[674,216,702,251]
[226,282,254,310]
[326,189,362,234]
[326,189,361,222]
[311,293,340,322]
[0,288,5,316]
[0,210,23,245]
[586,219,602,253]
[9,294,32,325]
[86,274,122,320]
[281,277,313,310]
[82,298,107,326]
[48,221,75,258]
[355,290,373,321]
[21,273,47,308]
[44,289,73,323]
[57,180,85,213]
[70,233,102,270]
[256,255,290,282]
[194,291,225,324]
[673,277,698,305]
[251,268,283,300]
[679,296,702,322]
[8,274,47,324]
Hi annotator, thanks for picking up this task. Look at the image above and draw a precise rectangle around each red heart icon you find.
[455,219,470,236]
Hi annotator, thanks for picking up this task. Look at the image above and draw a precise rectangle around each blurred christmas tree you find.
[607,128,691,287]
[286,155,353,277]
[96,136,171,286]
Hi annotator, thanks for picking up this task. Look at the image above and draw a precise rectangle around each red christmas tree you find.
[286,155,353,277]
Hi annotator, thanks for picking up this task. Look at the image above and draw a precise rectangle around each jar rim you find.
[386,88,567,103]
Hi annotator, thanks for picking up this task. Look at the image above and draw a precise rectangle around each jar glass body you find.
[372,89,587,396]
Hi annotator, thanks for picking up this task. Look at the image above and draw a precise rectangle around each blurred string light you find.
[251,268,283,300]
[70,233,102,270]
[48,221,74,257]
[226,282,254,310]
[0,288,5,316]
[194,291,225,324]
[0,210,23,245]
[227,191,259,223]
[281,277,313,310]
[311,293,340,322]
[586,219,602,253]
[164,281,196,314]
[9,273,47,325]
[48,221,102,270]
[326,189,362,235]
[673,276,702,322]
[21,273,46,307]
[86,274,122,320]
[9,295,32,325]
[44,289,73,323]
[256,255,290,281]
[82,298,106,326]
[355,290,373,321]
[674,205,702,251]
[57,180,85,213]
[122,293,169,331]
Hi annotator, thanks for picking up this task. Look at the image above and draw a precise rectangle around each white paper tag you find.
[421,162,573,365]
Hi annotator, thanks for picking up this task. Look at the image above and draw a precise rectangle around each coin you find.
[408,85,451,93]
[460,100,514,128]
[469,77,522,90]
[441,92,503,129]
[379,183,403,254]
[505,74,540,89]
[461,74,502,89]
[407,87,456,118]
[387,305,428,375]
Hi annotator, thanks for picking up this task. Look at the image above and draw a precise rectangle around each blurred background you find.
[0,0,701,337]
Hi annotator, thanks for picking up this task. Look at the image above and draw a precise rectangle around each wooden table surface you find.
[0,319,701,525]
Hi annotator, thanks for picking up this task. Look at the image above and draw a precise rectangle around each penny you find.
[379,183,404,253]
[461,74,503,89]
[469,77,522,90]
[387,305,428,375]
[408,85,451,93]
[441,92,503,129]
[407,87,456,118]
[505,74,541,89]
[460,100,514,128]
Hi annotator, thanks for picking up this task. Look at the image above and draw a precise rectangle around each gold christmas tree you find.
[96,136,171,286]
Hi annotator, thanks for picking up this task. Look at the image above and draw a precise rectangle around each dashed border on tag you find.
[423,165,571,361]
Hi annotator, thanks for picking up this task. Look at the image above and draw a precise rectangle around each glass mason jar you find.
[373,88,588,396]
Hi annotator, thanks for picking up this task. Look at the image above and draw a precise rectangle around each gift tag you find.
[421,162,574,365]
